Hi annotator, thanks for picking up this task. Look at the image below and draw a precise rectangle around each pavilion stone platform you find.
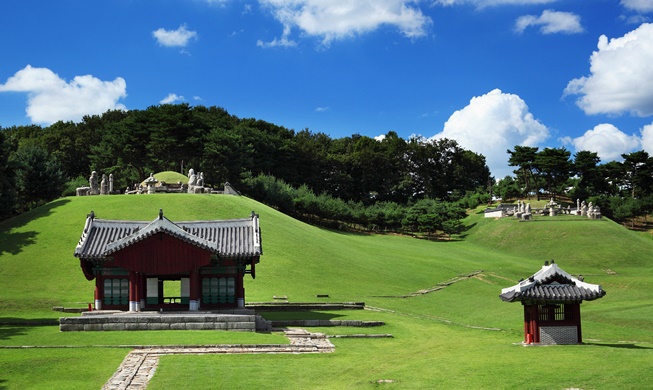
[59,309,262,332]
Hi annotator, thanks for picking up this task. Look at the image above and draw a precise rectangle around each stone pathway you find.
[102,329,335,390]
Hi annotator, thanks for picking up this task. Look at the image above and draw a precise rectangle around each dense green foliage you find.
[242,173,475,235]
[3,104,653,227]
[504,146,653,224]
[0,105,491,222]
[0,195,651,389]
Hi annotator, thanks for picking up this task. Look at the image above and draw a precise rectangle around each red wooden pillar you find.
[140,273,147,309]
[94,272,104,310]
[129,271,140,311]
[532,305,540,343]
[523,304,539,344]
[236,269,245,308]
[189,268,200,310]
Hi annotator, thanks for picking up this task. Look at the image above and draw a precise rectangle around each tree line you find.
[0,104,490,233]
[3,103,653,229]
[498,146,653,224]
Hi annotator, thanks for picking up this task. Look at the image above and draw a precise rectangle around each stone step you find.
[60,314,256,332]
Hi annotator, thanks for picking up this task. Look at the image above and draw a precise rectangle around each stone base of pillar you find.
[140,299,146,310]
[94,300,102,310]
[189,300,200,311]
[237,298,245,308]
[129,301,140,312]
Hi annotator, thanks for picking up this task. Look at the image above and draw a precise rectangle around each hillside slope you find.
[1,194,651,342]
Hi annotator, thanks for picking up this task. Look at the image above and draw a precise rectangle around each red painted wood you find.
[190,269,200,301]
[108,234,212,275]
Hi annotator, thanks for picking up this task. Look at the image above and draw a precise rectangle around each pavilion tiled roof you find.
[499,261,606,303]
[74,210,262,261]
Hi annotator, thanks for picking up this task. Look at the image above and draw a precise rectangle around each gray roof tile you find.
[74,211,262,261]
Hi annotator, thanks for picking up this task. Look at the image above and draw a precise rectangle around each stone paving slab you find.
[102,329,334,390]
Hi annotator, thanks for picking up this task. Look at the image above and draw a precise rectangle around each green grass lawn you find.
[1,195,652,389]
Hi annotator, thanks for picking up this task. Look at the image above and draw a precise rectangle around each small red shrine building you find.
[74,209,262,312]
[499,261,606,345]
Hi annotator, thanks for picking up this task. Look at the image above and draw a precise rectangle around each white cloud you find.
[160,93,185,104]
[257,0,431,47]
[621,0,653,13]
[257,25,297,48]
[565,123,640,161]
[375,134,387,142]
[436,0,555,8]
[564,23,653,117]
[430,89,549,179]
[152,25,198,47]
[640,122,653,154]
[315,106,330,112]
[620,14,650,25]
[515,10,583,34]
[0,65,127,125]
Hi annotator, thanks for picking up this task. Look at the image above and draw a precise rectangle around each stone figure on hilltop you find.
[89,171,99,195]
[100,174,108,195]
[188,169,197,187]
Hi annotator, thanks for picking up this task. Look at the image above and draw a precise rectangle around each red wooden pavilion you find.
[74,209,261,312]
[499,260,606,345]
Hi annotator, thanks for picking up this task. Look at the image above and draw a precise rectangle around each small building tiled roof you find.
[74,209,262,261]
[499,261,606,303]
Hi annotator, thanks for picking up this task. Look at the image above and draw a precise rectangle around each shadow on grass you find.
[0,379,7,390]
[585,342,653,350]
[0,198,71,255]
[0,326,29,341]
[0,318,59,326]
[259,311,347,321]
[0,320,58,343]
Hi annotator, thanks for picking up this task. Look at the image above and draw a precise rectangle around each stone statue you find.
[100,174,108,195]
[109,174,114,193]
[187,168,204,193]
[188,169,197,187]
[581,201,588,216]
[525,203,531,214]
[89,171,99,195]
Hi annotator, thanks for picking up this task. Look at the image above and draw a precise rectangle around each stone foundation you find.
[60,311,257,332]
[539,326,578,345]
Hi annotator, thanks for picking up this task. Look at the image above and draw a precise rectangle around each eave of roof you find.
[499,262,606,303]
[73,210,262,261]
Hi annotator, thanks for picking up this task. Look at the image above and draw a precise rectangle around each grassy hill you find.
[1,194,651,389]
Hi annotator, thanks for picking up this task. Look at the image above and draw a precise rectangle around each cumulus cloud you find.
[160,93,185,104]
[564,23,653,117]
[257,0,431,47]
[152,25,198,47]
[0,65,127,125]
[430,89,549,179]
[515,10,583,34]
[621,0,653,13]
[436,0,555,8]
[562,123,640,161]
[640,122,653,153]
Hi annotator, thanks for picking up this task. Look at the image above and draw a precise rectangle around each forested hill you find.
[0,104,490,219]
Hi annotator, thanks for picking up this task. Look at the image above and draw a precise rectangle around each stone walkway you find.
[102,329,335,390]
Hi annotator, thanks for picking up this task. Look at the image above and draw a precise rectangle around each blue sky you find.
[2,0,653,178]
